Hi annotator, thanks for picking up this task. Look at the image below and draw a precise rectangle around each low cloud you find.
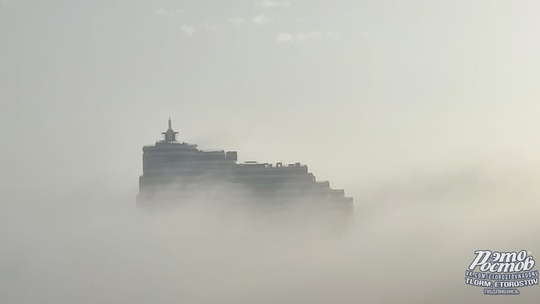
[276,31,340,43]
[4,165,540,303]
[253,14,271,25]
[296,31,324,42]
[230,18,246,26]
[260,0,291,8]
[201,25,218,31]
[156,9,184,16]
[277,33,294,44]
[180,25,195,36]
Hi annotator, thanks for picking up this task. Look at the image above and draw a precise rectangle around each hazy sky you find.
[3,0,540,196]
[2,1,540,303]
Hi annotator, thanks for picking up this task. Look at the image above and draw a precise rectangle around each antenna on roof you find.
[162,118,178,142]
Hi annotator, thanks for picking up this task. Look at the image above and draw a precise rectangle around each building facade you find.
[137,120,353,214]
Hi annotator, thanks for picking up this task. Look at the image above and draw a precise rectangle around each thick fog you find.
[2,1,540,303]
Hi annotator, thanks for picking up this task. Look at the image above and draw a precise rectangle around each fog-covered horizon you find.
[2,0,540,303]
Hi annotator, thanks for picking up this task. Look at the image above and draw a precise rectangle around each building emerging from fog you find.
[137,120,353,214]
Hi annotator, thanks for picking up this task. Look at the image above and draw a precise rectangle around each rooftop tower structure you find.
[162,118,178,142]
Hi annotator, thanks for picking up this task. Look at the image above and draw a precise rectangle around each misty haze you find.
[2,1,540,303]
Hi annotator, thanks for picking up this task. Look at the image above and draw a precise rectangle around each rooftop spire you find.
[162,118,179,142]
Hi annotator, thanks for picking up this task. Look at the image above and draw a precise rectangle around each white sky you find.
[3,1,540,197]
